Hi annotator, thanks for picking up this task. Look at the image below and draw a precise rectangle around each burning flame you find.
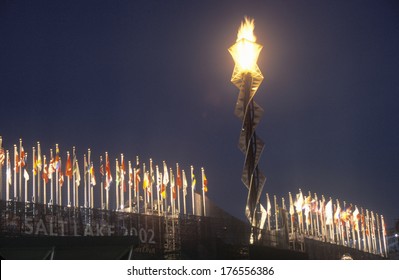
[229,17,262,73]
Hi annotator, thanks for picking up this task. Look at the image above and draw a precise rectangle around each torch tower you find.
[229,18,265,233]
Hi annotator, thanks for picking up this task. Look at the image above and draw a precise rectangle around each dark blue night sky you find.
[1,0,398,226]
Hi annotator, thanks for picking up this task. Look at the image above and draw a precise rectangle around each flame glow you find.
[229,17,262,73]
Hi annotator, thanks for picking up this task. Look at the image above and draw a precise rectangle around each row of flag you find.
[0,137,209,216]
[260,189,388,257]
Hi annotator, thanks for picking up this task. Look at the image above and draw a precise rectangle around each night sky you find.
[1,0,398,227]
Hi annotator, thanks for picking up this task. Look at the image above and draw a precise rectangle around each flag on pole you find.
[65,153,72,178]
[161,162,168,199]
[0,147,5,166]
[55,145,60,171]
[116,162,121,187]
[143,171,149,190]
[295,190,304,213]
[36,143,42,171]
[99,156,104,180]
[42,157,49,184]
[120,156,126,191]
[90,163,96,186]
[182,170,188,197]
[73,159,80,187]
[171,171,176,199]
[202,170,208,192]
[191,169,196,191]
[135,159,141,192]
[24,167,30,181]
[14,150,19,173]
[105,153,112,189]
[59,171,64,187]
[334,201,341,224]
[20,145,26,168]
[176,164,182,190]
[129,162,133,189]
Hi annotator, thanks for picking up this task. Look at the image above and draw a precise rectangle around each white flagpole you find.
[23,152,28,202]
[32,147,36,203]
[72,147,76,207]
[100,156,104,210]
[128,161,132,213]
[201,167,206,217]
[156,165,160,216]
[37,142,41,204]
[169,168,173,215]
[150,159,154,214]
[361,208,367,252]
[191,165,195,216]
[13,145,17,201]
[105,152,109,211]
[50,149,54,205]
[6,150,10,201]
[115,158,119,210]
[376,212,382,255]
[90,162,94,209]
[67,151,71,207]
[274,195,278,231]
[43,155,47,205]
[371,211,377,254]
[84,154,87,208]
[19,139,22,202]
[266,193,271,231]
[182,170,187,215]
[176,163,181,214]
[288,192,293,235]
[381,215,388,258]
[121,154,125,211]
[88,149,91,208]
[143,163,147,214]
[55,144,59,205]
[136,156,140,213]
[0,136,2,201]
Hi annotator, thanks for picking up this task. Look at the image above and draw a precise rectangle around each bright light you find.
[229,17,262,73]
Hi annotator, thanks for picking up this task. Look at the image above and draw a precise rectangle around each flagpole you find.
[90,162,94,208]
[6,151,10,201]
[274,195,278,231]
[115,158,119,210]
[37,142,41,204]
[19,139,23,202]
[121,154,125,211]
[143,163,147,214]
[100,156,103,210]
[67,151,71,207]
[13,144,17,201]
[32,147,36,203]
[169,168,173,215]
[201,167,206,217]
[136,156,140,213]
[24,155,28,202]
[105,152,109,211]
[266,193,271,231]
[55,144,59,205]
[84,154,87,208]
[50,148,54,205]
[72,147,76,207]
[128,161,132,213]
[182,170,187,215]
[176,163,181,215]
[381,215,388,258]
[0,137,2,201]
[87,149,91,208]
[150,159,154,214]
[191,165,195,216]
[156,165,160,216]
[43,155,47,205]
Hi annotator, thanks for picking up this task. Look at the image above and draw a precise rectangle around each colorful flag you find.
[143,171,149,189]
[14,150,19,173]
[176,164,182,189]
[135,160,141,191]
[295,190,304,213]
[105,153,112,189]
[129,162,133,189]
[202,170,208,192]
[55,145,60,171]
[116,163,121,187]
[36,144,42,171]
[120,156,126,191]
[352,206,360,231]
[266,194,271,216]
[20,145,26,168]
[65,153,72,178]
[90,163,96,186]
[334,201,341,224]
[0,148,5,166]
[191,169,196,191]
[42,157,49,184]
